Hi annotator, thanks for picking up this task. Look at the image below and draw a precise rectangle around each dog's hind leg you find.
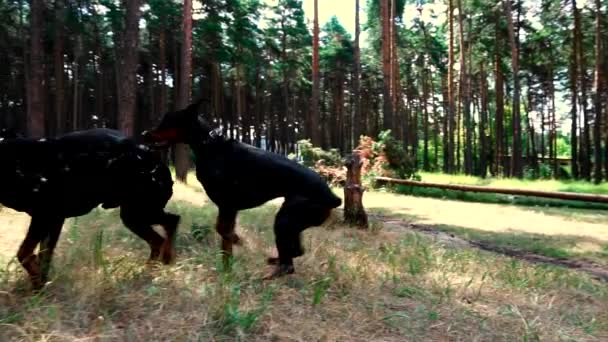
[38,217,65,285]
[17,216,46,289]
[215,208,240,268]
[119,207,166,263]
[158,212,180,264]
[265,197,333,279]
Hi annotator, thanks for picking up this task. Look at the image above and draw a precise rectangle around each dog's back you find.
[0,129,173,217]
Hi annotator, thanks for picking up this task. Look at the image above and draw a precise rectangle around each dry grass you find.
[0,185,607,341]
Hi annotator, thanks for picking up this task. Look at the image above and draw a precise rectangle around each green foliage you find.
[297,139,342,167]
[376,130,419,180]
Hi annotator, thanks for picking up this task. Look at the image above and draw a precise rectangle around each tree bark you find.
[310,0,321,146]
[571,0,580,179]
[344,152,368,228]
[27,0,45,138]
[53,0,65,136]
[494,12,505,176]
[353,0,362,146]
[503,0,523,178]
[593,0,603,183]
[175,0,193,183]
[447,0,456,173]
[116,0,142,136]
[458,0,472,175]
[159,29,168,118]
[479,64,489,178]
[381,0,393,131]
[573,0,591,180]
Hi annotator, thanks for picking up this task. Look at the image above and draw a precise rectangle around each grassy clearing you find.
[361,189,608,268]
[1,188,608,341]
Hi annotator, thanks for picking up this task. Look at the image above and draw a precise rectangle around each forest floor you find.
[1,179,608,341]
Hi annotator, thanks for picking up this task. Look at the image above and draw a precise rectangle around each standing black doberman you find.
[0,128,180,289]
[143,102,342,278]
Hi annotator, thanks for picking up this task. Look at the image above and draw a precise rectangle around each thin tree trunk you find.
[381,0,393,131]
[503,0,523,178]
[479,64,489,178]
[458,0,472,175]
[593,0,603,183]
[310,0,321,146]
[447,0,456,173]
[390,0,400,136]
[159,29,167,117]
[574,0,591,180]
[571,0,580,179]
[494,13,504,176]
[53,0,65,136]
[423,69,430,171]
[175,0,193,182]
[549,70,558,176]
[27,0,45,138]
[353,0,362,145]
[442,73,450,173]
[115,0,141,136]
[72,34,82,131]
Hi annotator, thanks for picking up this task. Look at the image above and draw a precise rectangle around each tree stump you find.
[344,151,368,228]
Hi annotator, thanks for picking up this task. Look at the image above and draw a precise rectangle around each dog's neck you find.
[188,128,226,155]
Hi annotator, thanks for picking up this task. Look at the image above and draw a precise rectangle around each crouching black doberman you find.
[143,102,342,279]
[0,128,180,289]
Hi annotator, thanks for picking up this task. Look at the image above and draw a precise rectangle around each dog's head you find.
[142,100,216,148]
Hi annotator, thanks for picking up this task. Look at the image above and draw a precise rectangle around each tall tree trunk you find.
[494,13,505,176]
[159,29,168,117]
[479,64,489,178]
[27,0,45,138]
[381,0,393,131]
[353,0,362,146]
[549,69,558,176]
[423,69,430,171]
[447,0,456,173]
[53,0,65,136]
[442,73,450,173]
[390,0,400,137]
[593,0,603,183]
[503,0,523,178]
[458,0,472,175]
[571,0,580,179]
[175,0,193,182]
[115,0,141,136]
[310,0,321,146]
[573,0,591,180]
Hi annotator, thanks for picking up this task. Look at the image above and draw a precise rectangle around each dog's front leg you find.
[215,209,239,269]
[17,217,46,289]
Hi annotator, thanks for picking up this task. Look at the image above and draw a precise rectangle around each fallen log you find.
[375,177,608,204]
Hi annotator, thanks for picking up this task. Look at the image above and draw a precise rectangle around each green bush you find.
[298,139,342,167]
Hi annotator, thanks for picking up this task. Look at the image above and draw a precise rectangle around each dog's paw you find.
[266,257,280,265]
[262,264,295,280]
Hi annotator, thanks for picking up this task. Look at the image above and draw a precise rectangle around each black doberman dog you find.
[0,128,180,289]
[143,102,342,278]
